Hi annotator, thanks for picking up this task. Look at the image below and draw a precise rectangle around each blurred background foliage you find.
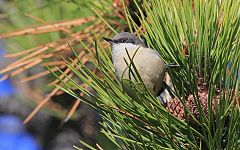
[0,0,128,120]
[0,0,129,149]
[1,0,93,49]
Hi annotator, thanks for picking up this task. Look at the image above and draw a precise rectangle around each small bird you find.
[103,32,167,101]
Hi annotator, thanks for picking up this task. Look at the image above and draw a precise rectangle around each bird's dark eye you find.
[120,38,127,43]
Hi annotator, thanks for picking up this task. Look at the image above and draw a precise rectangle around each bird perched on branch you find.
[103,32,169,103]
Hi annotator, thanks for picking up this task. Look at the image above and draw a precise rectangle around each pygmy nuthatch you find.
[103,32,166,100]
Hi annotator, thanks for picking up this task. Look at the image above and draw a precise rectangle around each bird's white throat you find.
[112,43,140,52]
[112,43,141,61]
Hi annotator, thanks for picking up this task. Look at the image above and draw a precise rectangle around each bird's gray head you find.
[103,32,146,47]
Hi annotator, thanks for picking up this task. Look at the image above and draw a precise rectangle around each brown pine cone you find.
[166,98,185,120]
[166,90,220,121]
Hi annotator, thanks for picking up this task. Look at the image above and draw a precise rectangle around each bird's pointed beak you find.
[102,37,114,44]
